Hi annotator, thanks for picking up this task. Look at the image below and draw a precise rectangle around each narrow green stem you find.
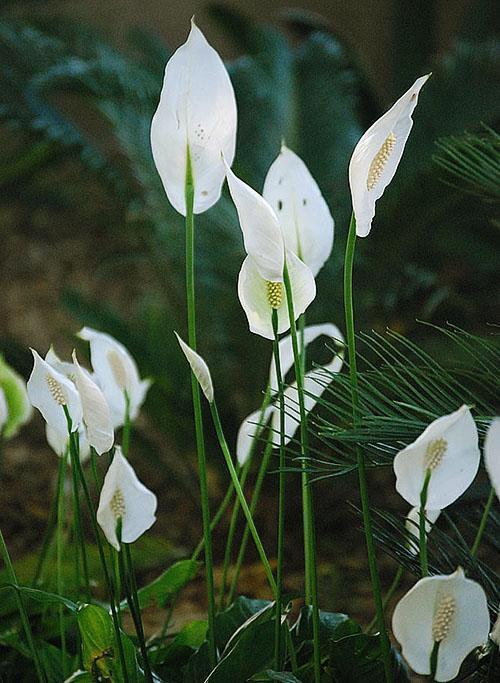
[419,470,432,577]
[282,262,321,683]
[122,390,131,456]
[192,479,236,561]
[112,548,122,627]
[343,213,392,683]
[430,641,440,681]
[0,528,46,682]
[272,308,286,669]
[68,436,90,600]
[56,453,67,677]
[368,565,404,633]
[89,447,101,491]
[31,469,59,587]
[185,150,216,667]
[471,487,495,557]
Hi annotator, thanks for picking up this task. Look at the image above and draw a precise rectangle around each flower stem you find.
[0,528,46,682]
[343,213,392,683]
[68,436,90,600]
[272,308,286,669]
[430,641,440,681]
[282,261,321,683]
[471,487,495,557]
[185,150,216,668]
[367,565,404,633]
[419,470,432,577]
[56,453,67,677]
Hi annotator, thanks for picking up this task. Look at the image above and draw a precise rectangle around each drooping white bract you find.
[78,327,151,429]
[72,351,114,455]
[484,417,500,502]
[27,350,82,435]
[225,163,285,282]
[0,355,32,439]
[236,406,274,466]
[97,447,157,551]
[238,251,316,340]
[349,74,430,237]
[174,333,214,403]
[405,506,441,555]
[46,424,91,463]
[150,19,237,216]
[393,405,480,509]
[392,567,490,681]
[263,145,334,277]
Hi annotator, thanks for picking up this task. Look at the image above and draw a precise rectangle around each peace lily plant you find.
[0,18,497,683]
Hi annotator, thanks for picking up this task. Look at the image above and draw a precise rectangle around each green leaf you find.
[149,620,207,667]
[293,606,350,646]
[214,596,273,651]
[250,671,302,682]
[329,633,410,683]
[0,354,31,438]
[0,583,78,612]
[134,559,200,610]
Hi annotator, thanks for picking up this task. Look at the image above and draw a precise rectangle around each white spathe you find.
[175,333,214,403]
[263,145,334,277]
[72,351,114,455]
[392,567,490,681]
[349,74,430,237]
[46,424,91,463]
[27,349,82,434]
[225,163,285,282]
[393,405,480,509]
[78,327,151,429]
[97,447,157,551]
[238,250,316,340]
[405,506,441,556]
[150,20,237,216]
[484,417,500,502]
[236,406,274,466]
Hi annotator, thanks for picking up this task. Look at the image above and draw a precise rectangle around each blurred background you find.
[0,0,498,629]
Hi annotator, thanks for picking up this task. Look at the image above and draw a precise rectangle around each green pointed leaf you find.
[329,633,410,682]
[0,583,78,612]
[134,559,200,610]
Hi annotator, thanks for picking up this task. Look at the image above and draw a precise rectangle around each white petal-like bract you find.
[392,567,490,681]
[150,20,237,215]
[236,406,274,466]
[27,349,82,434]
[238,251,316,340]
[72,351,114,455]
[263,145,334,277]
[78,327,151,429]
[349,74,430,237]
[46,424,91,463]
[175,333,214,403]
[97,447,157,551]
[484,417,500,501]
[405,506,441,555]
[393,405,480,509]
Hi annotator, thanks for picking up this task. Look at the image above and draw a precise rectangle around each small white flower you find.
[150,19,237,215]
[405,506,441,555]
[72,351,114,455]
[484,417,500,501]
[45,346,78,379]
[237,251,316,340]
[392,567,490,681]
[46,424,91,463]
[174,333,214,403]
[97,447,157,551]
[349,74,430,237]
[263,144,334,277]
[77,327,151,429]
[236,406,274,466]
[27,349,82,434]
[0,355,32,439]
[393,405,480,509]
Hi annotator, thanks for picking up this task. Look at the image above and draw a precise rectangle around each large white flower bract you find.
[97,447,157,551]
[27,349,82,435]
[393,405,480,509]
[175,333,214,403]
[78,327,151,429]
[484,417,500,501]
[72,351,114,455]
[0,355,32,439]
[150,19,237,216]
[46,424,91,463]
[236,406,274,466]
[263,145,334,277]
[349,74,430,237]
[392,567,490,681]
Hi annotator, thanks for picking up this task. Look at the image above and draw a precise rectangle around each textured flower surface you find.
[393,405,480,509]
[78,327,150,429]
[263,144,334,277]
[484,417,500,501]
[97,447,157,551]
[150,19,237,215]
[0,355,32,438]
[27,350,82,435]
[349,74,430,237]
[392,567,490,681]
[175,333,214,403]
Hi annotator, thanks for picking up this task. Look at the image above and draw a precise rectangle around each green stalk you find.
[0,528,46,682]
[430,641,440,681]
[419,470,432,577]
[367,565,404,633]
[272,308,286,669]
[192,479,236,560]
[185,149,216,667]
[68,437,90,600]
[343,213,392,683]
[56,453,67,677]
[31,467,59,587]
[112,548,122,628]
[282,262,321,683]
[471,487,495,557]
